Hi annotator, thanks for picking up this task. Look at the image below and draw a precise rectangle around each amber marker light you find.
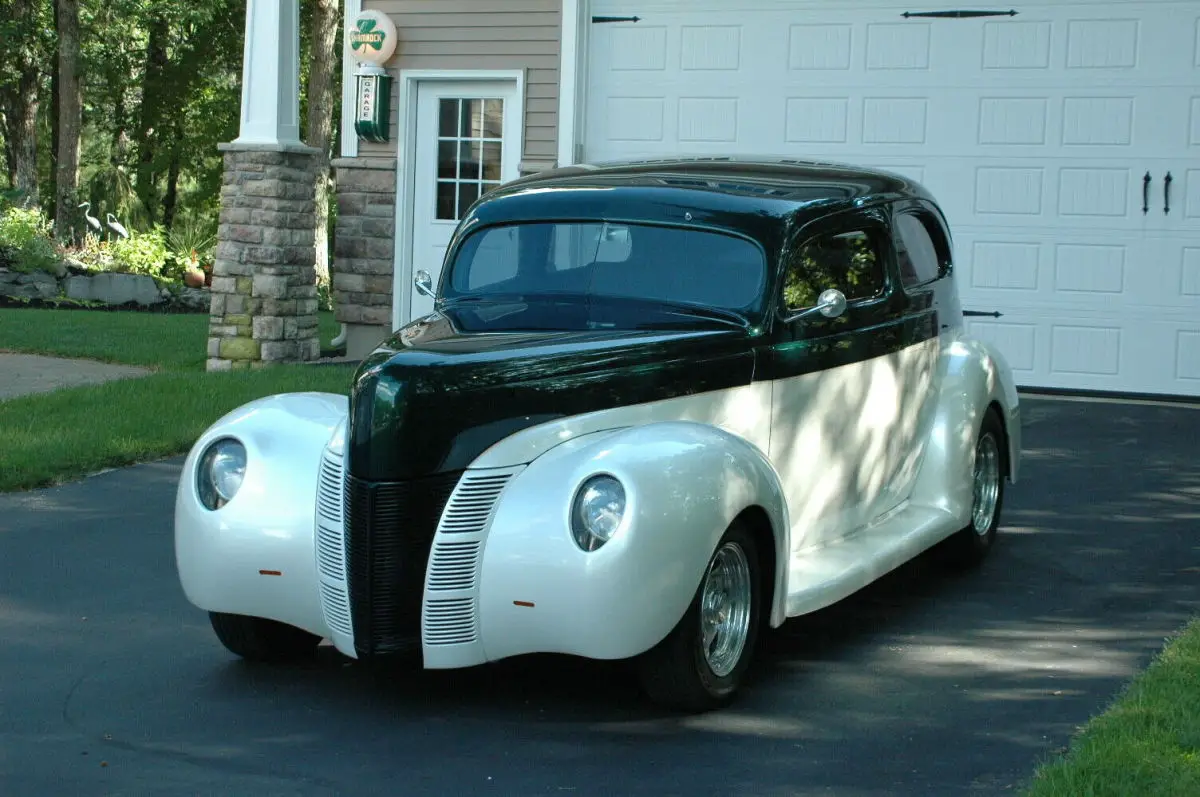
[513,600,535,608]
[259,570,283,576]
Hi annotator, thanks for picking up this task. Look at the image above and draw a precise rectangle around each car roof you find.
[460,156,937,252]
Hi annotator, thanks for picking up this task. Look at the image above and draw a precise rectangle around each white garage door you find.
[583,0,1200,397]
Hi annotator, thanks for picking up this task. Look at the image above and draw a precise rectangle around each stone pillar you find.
[207,143,322,371]
[332,157,397,359]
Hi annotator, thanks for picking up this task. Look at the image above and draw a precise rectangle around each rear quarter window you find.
[893,211,951,287]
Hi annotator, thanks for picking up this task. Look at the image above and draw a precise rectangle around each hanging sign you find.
[355,72,392,143]
[347,10,396,143]
[347,9,398,70]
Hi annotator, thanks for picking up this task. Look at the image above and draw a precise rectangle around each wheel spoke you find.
[698,542,752,677]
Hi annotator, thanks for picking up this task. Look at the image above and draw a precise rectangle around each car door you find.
[762,205,938,554]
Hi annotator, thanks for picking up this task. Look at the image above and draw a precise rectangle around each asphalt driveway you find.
[1,395,1197,796]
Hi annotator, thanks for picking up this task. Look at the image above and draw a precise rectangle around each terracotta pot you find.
[184,268,206,289]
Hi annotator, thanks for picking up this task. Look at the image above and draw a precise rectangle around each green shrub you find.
[0,206,60,274]
[109,226,175,279]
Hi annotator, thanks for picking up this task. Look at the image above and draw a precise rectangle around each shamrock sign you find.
[352,18,384,52]
[347,10,397,67]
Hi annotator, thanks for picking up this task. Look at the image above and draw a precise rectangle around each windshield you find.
[441,222,768,322]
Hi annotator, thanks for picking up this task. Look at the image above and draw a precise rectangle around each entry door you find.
[410,80,521,320]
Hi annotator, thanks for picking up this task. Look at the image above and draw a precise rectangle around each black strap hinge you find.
[903,9,1018,18]
[592,15,640,23]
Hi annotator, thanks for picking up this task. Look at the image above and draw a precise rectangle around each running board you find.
[785,504,964,618]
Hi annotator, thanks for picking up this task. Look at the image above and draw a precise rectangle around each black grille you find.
[344,471,463,657]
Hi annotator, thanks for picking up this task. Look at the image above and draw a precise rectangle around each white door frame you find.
[393,69,526,329]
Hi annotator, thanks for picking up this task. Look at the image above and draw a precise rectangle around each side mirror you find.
[783,288,847,324]
[414,269,435,298]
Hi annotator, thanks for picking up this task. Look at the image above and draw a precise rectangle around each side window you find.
[784,229,885,312]
[894,212,948,287]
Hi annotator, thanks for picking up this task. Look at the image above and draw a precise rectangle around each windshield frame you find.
[435,218,773,328]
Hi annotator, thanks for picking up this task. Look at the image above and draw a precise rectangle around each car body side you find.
[175,160,1021,672]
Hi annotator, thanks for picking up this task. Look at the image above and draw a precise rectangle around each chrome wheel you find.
[699,542,752,677]
[972,433,1002,534]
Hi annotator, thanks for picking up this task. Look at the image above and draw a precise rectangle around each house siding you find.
[360,0,562,169]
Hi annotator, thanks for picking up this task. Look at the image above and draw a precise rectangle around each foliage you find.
[108,225,176,278]
[783,231,881,310]
[0,204,60,273]
[1022,617,1200,796]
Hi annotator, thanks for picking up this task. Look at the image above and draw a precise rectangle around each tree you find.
[0,0,46,205]
[53,0,82,242]
[306,0,340,285]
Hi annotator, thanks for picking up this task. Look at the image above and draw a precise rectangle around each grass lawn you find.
[0,308,343,370]
[0,307,357,492]
[1022,617,1200,796]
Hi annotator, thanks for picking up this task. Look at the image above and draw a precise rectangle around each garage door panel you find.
[585,1,1200,396]
[954,232,1200,314]
[968,310,1200,396]
[592,1,1198,82]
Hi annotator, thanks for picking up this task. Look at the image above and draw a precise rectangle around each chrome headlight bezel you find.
[570,474,627,552]
[196,437,247,511]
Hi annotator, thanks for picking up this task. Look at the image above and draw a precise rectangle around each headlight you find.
[197,438,247,510]
[570,475,626,552]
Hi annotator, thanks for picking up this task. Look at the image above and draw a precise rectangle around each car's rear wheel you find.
[636,520,762,711]
[943,407,1007,567]
[208,611,322,662]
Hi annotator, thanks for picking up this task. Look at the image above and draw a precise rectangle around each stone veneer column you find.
[332,157,397,359]
[207,143,322,371]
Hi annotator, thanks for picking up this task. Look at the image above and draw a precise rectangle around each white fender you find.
[907,330,1022,524]
[464,420,790,667]
[174,392,348,640]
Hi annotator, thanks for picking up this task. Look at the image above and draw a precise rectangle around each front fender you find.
[174,392,348,640]
[466,421,789,666]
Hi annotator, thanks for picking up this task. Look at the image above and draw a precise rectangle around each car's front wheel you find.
[636,520,762,711]
[208,612,322,662]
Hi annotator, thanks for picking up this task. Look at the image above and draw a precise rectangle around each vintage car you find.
[175,157,1021,711]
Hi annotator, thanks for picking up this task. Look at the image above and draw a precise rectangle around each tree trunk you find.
[306,0,340,285]
[162,147,180,229]
[50,0,60,196]
[53,0,82,244]
[6,0,41,206]
[135,13,169,227]
[0,103,14,186]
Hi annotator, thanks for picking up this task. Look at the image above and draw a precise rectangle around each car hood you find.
[345,311,756,481]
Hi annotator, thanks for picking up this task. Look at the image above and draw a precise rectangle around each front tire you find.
[942,407,1007,567]
[208,612,322,663]
[636,520,762,712]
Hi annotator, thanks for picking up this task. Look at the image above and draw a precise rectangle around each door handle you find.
[1164,172,1173,215]
[1142,171,1151,215]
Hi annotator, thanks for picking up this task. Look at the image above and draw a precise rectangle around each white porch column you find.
[233,0,302,147]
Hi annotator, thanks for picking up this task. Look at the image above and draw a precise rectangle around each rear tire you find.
[636,520,763,712]
[209,612,322,662]
[942,407,1007,568]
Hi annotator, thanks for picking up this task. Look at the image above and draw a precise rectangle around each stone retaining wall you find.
[0,267,210,311]
[207,143,322,371]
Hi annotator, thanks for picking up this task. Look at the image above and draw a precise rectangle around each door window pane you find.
[785,229,885,312]
[434,97,505,221]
